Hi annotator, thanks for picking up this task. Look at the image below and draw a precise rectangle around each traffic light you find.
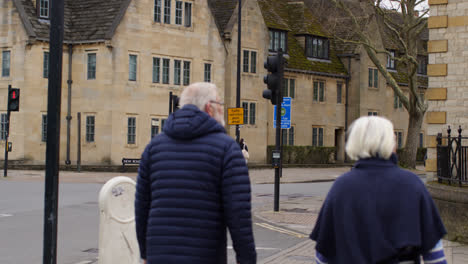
[8,88,20,112]
[263,51,284,105]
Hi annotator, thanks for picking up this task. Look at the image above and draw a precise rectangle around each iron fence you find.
[436,126,468,186]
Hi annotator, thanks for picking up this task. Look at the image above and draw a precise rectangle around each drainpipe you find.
[65,44,73,165]
[345,56,351,134]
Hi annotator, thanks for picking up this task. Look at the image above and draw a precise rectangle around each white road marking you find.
[255,222,307,238]
[0,213,12,218]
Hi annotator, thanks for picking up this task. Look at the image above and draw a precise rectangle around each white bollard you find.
[98,176,140,264]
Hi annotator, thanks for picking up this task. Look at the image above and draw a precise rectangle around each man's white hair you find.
[179,82,218,111]
[345,116,396,160]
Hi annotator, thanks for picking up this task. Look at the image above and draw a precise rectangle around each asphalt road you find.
[0,181,333,264]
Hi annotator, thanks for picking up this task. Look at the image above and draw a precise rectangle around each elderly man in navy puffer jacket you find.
[135,82,257,264]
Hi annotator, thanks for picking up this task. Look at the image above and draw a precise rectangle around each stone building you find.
[0,0,428,165]
[425,0,468,174]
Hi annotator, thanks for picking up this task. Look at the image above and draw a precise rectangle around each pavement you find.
[2,166,468,263]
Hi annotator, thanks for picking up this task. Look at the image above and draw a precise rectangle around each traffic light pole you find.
[43,0,64,263]
[3,85,11,177]
[274,86,282,212]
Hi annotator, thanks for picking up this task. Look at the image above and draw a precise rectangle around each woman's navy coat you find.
[310,155,446,263]
[135,105,256,264]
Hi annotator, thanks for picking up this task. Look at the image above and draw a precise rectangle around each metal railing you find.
[437,126,468,186]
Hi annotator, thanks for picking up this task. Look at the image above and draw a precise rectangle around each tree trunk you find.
[400,111,424,168]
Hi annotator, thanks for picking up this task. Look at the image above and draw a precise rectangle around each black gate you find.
[436,126,468,186]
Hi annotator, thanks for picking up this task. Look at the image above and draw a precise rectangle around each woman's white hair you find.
[345,116,396,160]
[179,82,218,111]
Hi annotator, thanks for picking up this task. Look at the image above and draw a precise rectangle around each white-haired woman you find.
[310,116,447,264]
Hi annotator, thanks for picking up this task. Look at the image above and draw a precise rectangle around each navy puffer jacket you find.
[135,104,256,264]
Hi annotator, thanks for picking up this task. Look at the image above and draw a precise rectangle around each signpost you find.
[273,97,291,129]
[228,108,244,125]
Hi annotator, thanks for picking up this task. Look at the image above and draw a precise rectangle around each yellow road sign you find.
[228,108,244,125]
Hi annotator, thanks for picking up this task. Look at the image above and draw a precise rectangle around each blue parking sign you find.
[273,97,291,129]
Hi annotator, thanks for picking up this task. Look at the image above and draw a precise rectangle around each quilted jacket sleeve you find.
[222,141,257,264]
[135,144,152,259]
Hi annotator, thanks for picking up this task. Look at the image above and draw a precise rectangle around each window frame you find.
[38,0,50,19]
[242,102,248,124]
[150,118,166,139]
[86,115,95,143]
[249,102,256,125]
[152,57,160,83]
[337,82,342,104]
[395,131,403,149]
[386,50,395,70]
[419,133,424,148]
[41,114,47,142]
[128,54,137,81]
[184,2,192,27]
[312,127,324,147]
[269,29,287,53]
[154,0,162,22]
[0,113,7,140]
[162,58,170,84]
[43,51,49,79]
[417,55,427,75]
[127,117,137,145]
[368,111,378,116]
[174,59,181,85]
[164,0,171,24]
[313,80,325,102]
[368,68,378,88]
[183,61,190,86]
[175,1,183,25]
[204,63,211,82]
[306,35,329,60]
[87,53,96,80]
[243,50,249,73]
[2,50,10,78]
[394,92,403,109]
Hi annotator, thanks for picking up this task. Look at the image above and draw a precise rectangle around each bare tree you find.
[306,0,428,168]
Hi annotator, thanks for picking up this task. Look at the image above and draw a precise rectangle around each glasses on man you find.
[210,100,224,106]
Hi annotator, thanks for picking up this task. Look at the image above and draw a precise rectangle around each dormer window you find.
[269,29,287,53]
[305,36,329,60]
[38,0,50,19]
[386,50,395,70]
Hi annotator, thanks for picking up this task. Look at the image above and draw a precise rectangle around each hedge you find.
[267,146,336,164]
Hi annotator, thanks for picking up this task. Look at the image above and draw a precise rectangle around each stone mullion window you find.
[368,68,378,88]
[417,56,427,75]
[249,102,256,125]
[394,131,403,149]
[127,117,136,145]
[151,118,160,139]
[242,102,248,124]
[86,116,95,143]
[183,61,190,86]
[419,133,424,148]
[175,1,183,25]
[164,0,171,24]
[41,114,47,142]
[184,2,192,27]
[0,113,7,140]
[312,127,324,146]
[269,29,287,53]
[250,51,257,73]
[243,50,249,73]
[313,81,325,102]
[87,53,96,80]
[204,63,211,82]
[129,55,137,81]
[289,126,294,146]
[337,82,342,104]
[153,57,160,83]
[162,59,170,84]
[2,51,10,77]
[174,60,181,85]
[43,52,49,78]
[154,0,162,22]
[306,36,329,59]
